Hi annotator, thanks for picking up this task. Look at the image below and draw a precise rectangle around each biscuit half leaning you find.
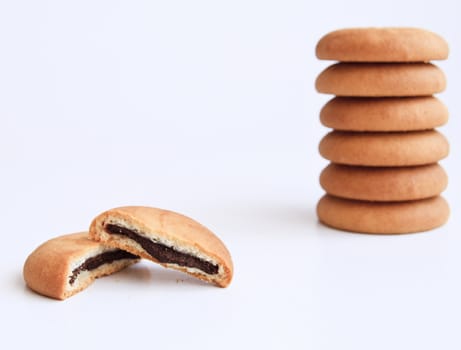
[89,206,234,288]
[23,232,140,300]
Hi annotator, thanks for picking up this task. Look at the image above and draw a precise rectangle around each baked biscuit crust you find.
[23,232,139,300]
[320,163,448,201]
[317,194,449,234]
[316,27,449,62]
[320,96,448,131]
[315,63,446,97]
[319,130,449,166]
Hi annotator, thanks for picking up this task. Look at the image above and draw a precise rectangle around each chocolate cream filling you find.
[104,224,219,275]
[69,250,138,285]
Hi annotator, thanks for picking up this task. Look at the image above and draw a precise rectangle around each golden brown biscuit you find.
[315,62,446,97]
[320,96,448,131]
[320,163,448,201]
[317,194,449,234]
[23,232,139,300]
[89,206,233,288]
[319,130,449,166]
[316,27,449,62]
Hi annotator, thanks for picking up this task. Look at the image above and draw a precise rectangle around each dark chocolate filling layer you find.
[104,224,219,275]
[69,250,138,285]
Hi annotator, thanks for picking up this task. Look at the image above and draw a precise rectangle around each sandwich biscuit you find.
[317,194,449,234]
[319,130,449,166]
[315,62,446,97]
[89,206,233,288]
[320,163,448,201]
[316,27,449,62]
[320,96,448,131]
[23,232,139,300]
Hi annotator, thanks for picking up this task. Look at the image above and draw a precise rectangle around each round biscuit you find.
[319,130,449,166]
[320,96,448,131]
[316,27,449,62]
[317,194,449,234]
[315,62,446,97]
[320,163,448,201]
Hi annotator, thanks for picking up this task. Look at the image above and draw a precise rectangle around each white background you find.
[1,1,460,349]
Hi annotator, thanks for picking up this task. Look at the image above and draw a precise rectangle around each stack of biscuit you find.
[314,28,450,234]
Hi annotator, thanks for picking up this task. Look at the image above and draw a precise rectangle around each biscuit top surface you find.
[316,27,449,62]
[97,206,215,243]
[23,232,118,282]
[23,232,139,300]
[29,232,103,260]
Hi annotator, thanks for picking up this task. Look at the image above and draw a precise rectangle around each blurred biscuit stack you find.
[314,28,450,234]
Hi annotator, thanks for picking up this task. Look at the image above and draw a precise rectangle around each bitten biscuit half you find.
[89,206,233,288]
[315,62,446,97]
[23,232,139,300]
[316,27,449,62]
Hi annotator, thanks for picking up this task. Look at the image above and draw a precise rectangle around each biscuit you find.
[315,63,446,97]
[316,27,449,62]
[320,96,448,131]
[319,130,449,166]
[317,194,449,234]
[89,206,233,288]
[23,232,139,300]
[320,163,448,201]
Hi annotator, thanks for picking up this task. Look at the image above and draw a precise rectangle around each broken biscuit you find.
[89,206,233,288]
